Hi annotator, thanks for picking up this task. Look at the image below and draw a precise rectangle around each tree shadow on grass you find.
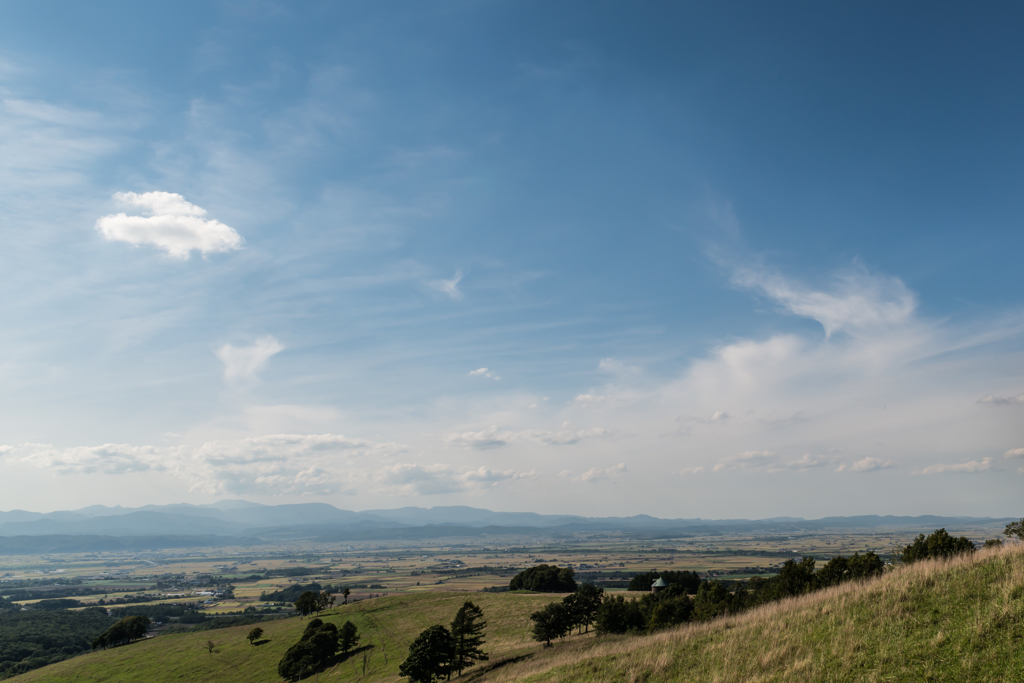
[283,644,376,681]
[330,643,374,666]
[458,653,535,681]
[252,639,271,646]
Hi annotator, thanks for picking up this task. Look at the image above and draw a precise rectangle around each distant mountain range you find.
[0,501,1012,546]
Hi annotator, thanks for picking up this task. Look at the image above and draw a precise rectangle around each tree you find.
[339,621,360,654]
[509,565,577,592]
[628,570,702,593]
[594,594,645,634]
[984,538,1004,548]
[646,592,694,632]
[295,591,319,617]
[278,619,340,680]
[399,625,454,683]
[1005,519,1024,541]
[571,583,604,633]
[530,602,570,646]
[314,591,335,615]
[693,581,736,622]
[205,640,216,654]
[450,601,488,676]
[246,627,263,645]
[900,528,975,563]
[343,587,351,604]
[847,551,884,580]
[92,615,150,649]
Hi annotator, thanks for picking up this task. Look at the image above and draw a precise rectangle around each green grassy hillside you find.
[14,544,1024,682]
[10,591,566,683]
[489,544,1024,683]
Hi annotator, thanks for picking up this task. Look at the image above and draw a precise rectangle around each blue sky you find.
[1,1,1022,517]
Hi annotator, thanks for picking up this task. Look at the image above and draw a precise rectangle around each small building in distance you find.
[651,577,668,595]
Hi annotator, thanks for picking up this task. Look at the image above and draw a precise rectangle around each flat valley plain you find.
[1,523,1005,613]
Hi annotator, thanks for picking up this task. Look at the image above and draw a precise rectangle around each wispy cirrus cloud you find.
[376,463,533,496]
[731,263,916,338]
[427,268,464,300]
[916,457,993,475]
[978,394,1024,406]
[96,191,243,258]
[444,424,611,450]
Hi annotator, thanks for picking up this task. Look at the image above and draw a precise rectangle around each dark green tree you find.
[693,581,736,622]
[984,538,1004,548]
[339,621,360,654]
[509,565,577,592]
[343,587,351,604]
[277,619,340,680]
[847,551,884,580]
[572,583,604,633]
[294,591,319,617]
[900,528,975,563]
[399,625,454,683]
[529,602,570,646]
[315,590,335,615]
[92,615,150,649]
[246,626,263,644]
[594,594,646,634]
[628,570,702,593]
[1004,519,1024,541]
[645,589,694,632]
[450,601,487,676]
[815,556,849,588]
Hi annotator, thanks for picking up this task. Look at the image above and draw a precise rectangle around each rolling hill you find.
[12,543,1024,682]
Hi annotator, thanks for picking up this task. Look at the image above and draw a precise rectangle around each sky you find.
[0,1,1022,518]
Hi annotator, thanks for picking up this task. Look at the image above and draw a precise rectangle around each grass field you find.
[484,543,1024,682]
[10,591,570,682]
[12,543,1022,682]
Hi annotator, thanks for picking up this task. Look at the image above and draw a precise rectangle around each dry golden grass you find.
[476,543,1024,682]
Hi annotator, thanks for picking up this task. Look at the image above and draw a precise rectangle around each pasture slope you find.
[14,544,1024,682]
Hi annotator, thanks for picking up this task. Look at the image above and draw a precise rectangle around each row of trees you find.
[627,570,701,593]
[91,615,150,650]
[529,584,604,645]
[399,601,488,683]
[530,551,886,642]
[294,591,336,617]
[509,565,577,593]
[277,618,360,680]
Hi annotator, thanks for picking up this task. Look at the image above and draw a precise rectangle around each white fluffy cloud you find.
[96,191,243,258]
[838,457,895,473]
[580,463,626,483]
[216,336,284,381]
[916,457,993,475]
[1005,448,1024,459]
[0,434,539,497]
[3,443,168,475]
[469,367,500,380]
[443,424,611,450]
[375,463,532,496]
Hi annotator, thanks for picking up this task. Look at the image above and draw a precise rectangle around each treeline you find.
[508,565,577,592]
[0,608,113,679]
[530,527,994,645]
[260,582,347,602]
[528,552,885,643]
